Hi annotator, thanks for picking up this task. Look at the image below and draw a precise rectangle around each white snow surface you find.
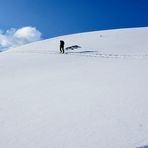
[0,27,148,148]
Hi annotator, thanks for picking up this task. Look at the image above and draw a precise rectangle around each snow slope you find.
[0,27,148,148]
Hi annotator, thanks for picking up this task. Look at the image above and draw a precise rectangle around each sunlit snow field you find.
[0,27,148,148]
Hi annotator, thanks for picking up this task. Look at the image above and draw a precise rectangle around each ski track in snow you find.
[12,49,148,59]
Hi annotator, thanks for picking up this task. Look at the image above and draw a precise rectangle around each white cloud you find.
[0,26,42,51]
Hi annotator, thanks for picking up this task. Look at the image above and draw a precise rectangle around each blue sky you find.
[0,0,148,38]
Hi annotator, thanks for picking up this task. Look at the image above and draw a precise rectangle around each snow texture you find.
[0,27,148,148]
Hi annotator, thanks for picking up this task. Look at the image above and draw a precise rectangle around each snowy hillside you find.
[0,27,148,148]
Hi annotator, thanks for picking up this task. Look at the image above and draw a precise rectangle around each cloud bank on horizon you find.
[0,26,42,51]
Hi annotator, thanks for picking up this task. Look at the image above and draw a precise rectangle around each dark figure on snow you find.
[60,40,65,54]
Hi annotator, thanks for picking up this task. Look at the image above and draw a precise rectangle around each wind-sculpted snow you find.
[0,27,148,148]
